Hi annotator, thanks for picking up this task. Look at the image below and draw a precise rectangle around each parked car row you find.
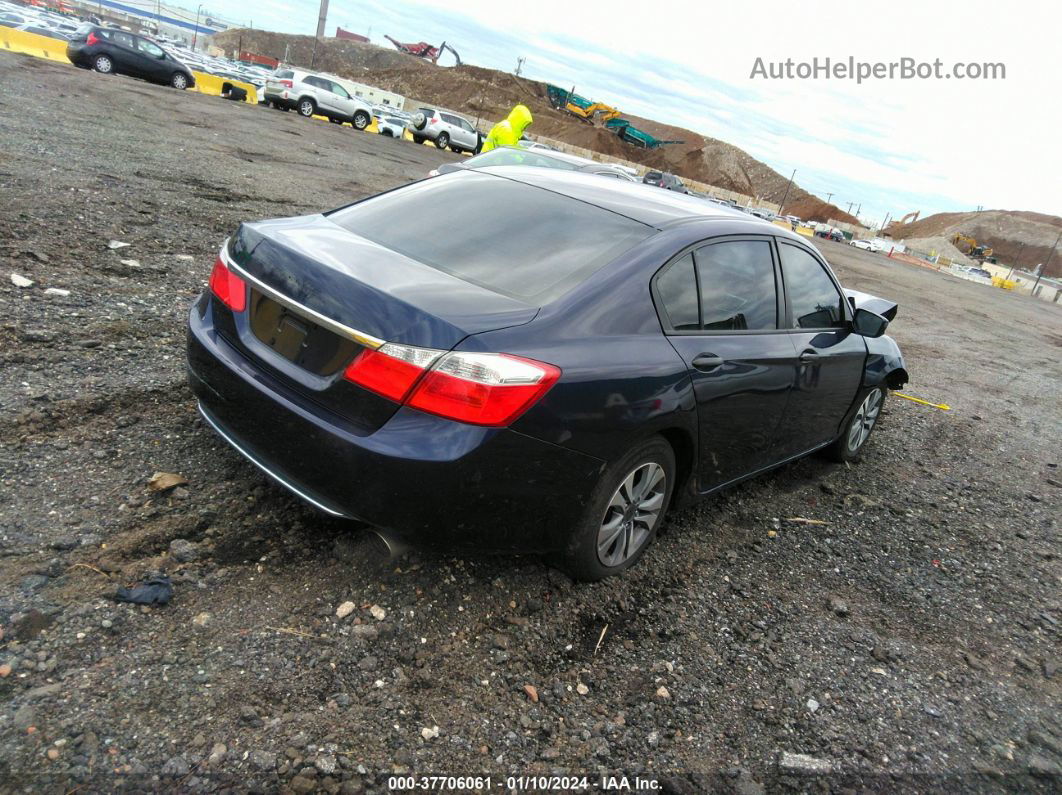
[427,146,639,180]
[0,0,79,39]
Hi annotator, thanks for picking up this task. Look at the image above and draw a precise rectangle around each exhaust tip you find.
[368,529,409,560]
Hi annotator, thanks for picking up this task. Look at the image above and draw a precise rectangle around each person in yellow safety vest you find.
[479,104,533,153]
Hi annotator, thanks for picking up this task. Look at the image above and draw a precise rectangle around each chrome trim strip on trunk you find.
[197,401,351,518]
[221,248,385,350]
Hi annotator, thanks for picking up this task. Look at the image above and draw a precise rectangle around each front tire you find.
[434,132,450,149]
[352,110,370,130]
[553,437,675,581]
[297,98,316,117]
[170,72,188,90]
[93,54,113,74]
[826,385,885,462]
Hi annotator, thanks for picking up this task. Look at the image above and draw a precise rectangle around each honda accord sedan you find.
[186,169,908,580]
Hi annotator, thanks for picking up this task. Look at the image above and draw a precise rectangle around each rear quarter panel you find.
[464,227,709,464]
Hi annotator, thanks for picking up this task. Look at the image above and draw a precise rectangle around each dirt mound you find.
[215,29,856,224]
[902,236,974,264]
[890,210,1062,275]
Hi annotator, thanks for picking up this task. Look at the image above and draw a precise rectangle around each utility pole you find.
[825,192,833,205]
[514,56,525,77]
[316,0,329,38]
[1007,242,1025,280]
[846,201,855,215]
[778,169,796,215]
[192,4,204,50]
[1032,229,1061,291]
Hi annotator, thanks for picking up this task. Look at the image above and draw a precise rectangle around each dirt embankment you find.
[214,29,857,224]
[889,210,1062,275]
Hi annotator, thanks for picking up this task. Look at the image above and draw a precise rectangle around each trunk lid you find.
[217,215,538,434]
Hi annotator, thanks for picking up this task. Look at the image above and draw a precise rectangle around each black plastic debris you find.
[114,575,173,607]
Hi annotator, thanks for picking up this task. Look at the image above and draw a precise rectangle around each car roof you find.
[479,167,793,233]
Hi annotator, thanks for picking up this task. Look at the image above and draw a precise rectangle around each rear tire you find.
[352,110,370,130]
[551,437,675,582]
[435,132,449,149]
[826,385,886,462]
[170,72,188,90]
[93,54,113,74]
[412,135,425,145]
[297,98,316,117]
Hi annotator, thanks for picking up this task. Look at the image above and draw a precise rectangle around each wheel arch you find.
[657,426,696,510]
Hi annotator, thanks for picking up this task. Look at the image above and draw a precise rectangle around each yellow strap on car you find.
[891,392,950,411]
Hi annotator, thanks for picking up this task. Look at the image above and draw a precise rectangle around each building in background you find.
[65,0,244,49]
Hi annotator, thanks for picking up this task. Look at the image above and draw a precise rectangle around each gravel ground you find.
[0,52,1060,794]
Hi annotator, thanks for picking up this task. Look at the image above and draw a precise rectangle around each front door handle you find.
[692,353,725,371]
[799,350,822,363]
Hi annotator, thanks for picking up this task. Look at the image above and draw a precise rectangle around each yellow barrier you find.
[190,71,257,104]
[773,218,815,236]
[0,25,69,62]
[0,24,256,103]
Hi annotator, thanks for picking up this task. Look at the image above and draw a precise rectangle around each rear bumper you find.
[186,295,604,553]
[264,92,295,109]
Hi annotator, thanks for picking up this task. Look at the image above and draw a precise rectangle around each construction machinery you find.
[604,118,684,149]
[545,84,620,124]
[953,233,996,263]
[384,36,461,66]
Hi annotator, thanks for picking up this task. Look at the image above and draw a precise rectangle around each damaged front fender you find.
[864,334,908,389]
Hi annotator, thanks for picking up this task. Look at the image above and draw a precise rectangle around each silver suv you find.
[409,108,481,153]
[265,68,373,130]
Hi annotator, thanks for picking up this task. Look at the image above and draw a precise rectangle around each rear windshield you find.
[274,69,294,79]
[328,171,653,304]
[646,172,662,179]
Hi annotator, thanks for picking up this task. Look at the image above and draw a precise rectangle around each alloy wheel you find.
[94,56,112,73]
[848,389,883,452]
[172,73,187,89]
[597,462,666,567]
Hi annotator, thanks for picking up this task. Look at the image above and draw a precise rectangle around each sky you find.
[201,0,1061,225]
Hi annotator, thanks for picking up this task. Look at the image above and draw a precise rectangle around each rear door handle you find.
[799,350,822,363]
[692,353,725,371]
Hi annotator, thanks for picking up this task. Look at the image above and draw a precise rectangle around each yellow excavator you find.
[545,85,620,124]
[953,233,995,262]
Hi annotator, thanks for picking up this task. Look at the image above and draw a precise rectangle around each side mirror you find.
[852,308,888,338]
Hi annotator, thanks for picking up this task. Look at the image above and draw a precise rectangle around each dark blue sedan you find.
[187,168,908,580]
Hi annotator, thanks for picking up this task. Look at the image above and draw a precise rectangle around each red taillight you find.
[86,31,100,45]
[344,346,560,427]
[208,256,247,312]
[280,79,293,88]
[342,344,441,403]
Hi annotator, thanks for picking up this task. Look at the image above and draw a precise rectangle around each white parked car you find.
[377,116,407,138]
[409,107,481,153]
[264,68,373,129]
[850,239,875,250]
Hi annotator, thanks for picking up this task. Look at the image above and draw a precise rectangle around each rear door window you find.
[694,240,777,330]
[136,38,164,57]
[112,32,134,48]
[328,171,653,304]
[778,243,845,329]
